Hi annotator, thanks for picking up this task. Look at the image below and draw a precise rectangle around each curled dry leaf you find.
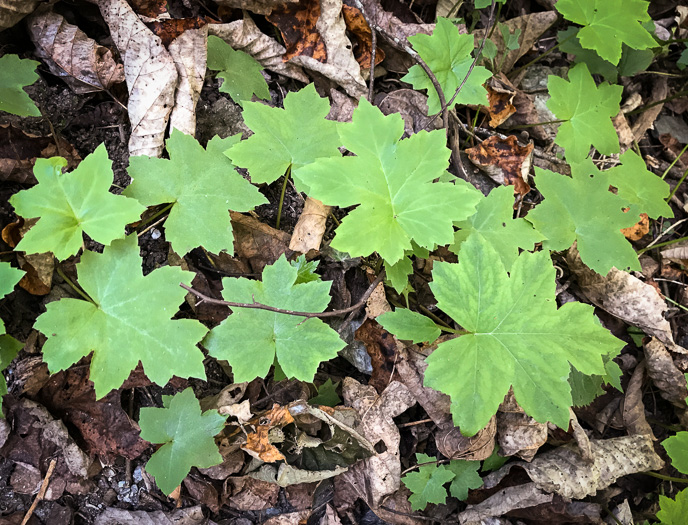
[242,404,294,463]
[94,506,207,525]
[98,0,178,157]
[0,124,80,184]
[661,240,688,265]
[377,89,441,134]
[2,218,54,295]
[497,390,548,461]
[230,211,291,273]
[643,337,688,409]
[484,84,517,128]
[364,281,391,319]
[622,360,655,438]
[632,77,668,142]
[334,378,415,510]
[567,245,687,353]
[483,434,663,500]
[28,9,125,94]
[0,0,41,31]
[342,4,384,69]
[621,212,649,241]
[459,483,554,524]
[209,17,308,83]
[466,135,533,195]
[289,197,330,254]
[214,0,298,16]
[167,26,207,136]
[266,0,325,62]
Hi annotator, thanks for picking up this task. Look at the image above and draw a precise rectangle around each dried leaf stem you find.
[182,270,385,318]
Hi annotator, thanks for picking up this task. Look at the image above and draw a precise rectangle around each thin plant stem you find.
[276,165,291,230]
[487,2,502,39]
[662,143,688,180]
[509,32,576,79]
[638,218,688,254]
[664,296,688,313]
[56,265,96,305]
[504,119,566,129]
[667,167,688,202]
[645,471,688,484]
[638,235,688,255]
[137,202,174,230]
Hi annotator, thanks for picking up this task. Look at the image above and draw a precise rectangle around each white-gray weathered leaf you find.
[168,26,206,136]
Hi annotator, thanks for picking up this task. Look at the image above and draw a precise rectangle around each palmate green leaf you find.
[663,432,688,475]
[226,84,341,185]
[9,145,145,260]
[402,453,455,511]
[452,185,543,271]
[527,164,640,275]
[657,489,688,525]
[207,35,269,106]
[291,255,320,284]
[546,63,622,162]
[426,235,624,436]
[139,388,226,495]
[385,256,414,295]
[378,309,441,344]
[0,54,41,117]
[555,0,656,65]
[125,130,267,255]
[401,17,492,115]
[447,460,483,501]
[0,262,24,335]
[203,255,344,383]
[309,378,341,407]
[607,150,673,220]
[34,235,207,399]
[297,99,482,265]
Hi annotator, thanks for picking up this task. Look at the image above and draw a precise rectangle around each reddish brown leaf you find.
[355,319,397,394]
[484,85,516,128]
[621,213,649,241]
[242,404,295,463]
[2,218,54,296]
[129,0,168,18]
[147,17,208,47]
[341,4,384,69]
[230,211,291,273]
[266,0,326,62]
[467,135,533,195]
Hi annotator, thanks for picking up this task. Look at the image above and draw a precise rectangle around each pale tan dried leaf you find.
[98,0,177,157]
[199,382,248,412]
[327,88,356,122]
[289,197,330,254]
[221,400,252,423]
[168,26,206,136]
[613,113,635,152]
[321,505,343,525]
[28,9,125,94]
[263,510,310,525]
[0,0,41,31]
[95,506,208,525]
[622,360,655,438]
[436,418,495,461]
[208,17,308,82]
[230,211,291,273]
[632,77,668,142]
[569,409,592,463]
[567,245,687,353]
[17,252,53,295]
[459,483,554,524]
[474,12,558,74]
[335,379,415,510]
[644,337,688,409]
[364,281,391,318]
[661,240,688,263]
[484,434,663,500]
[250,463,348,488]
[225,477,279,510]
[497,391,547,461]
[288,0,366,99]
[214,0,298,15]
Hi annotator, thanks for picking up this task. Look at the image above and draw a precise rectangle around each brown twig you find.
[181,271,385,319]
[22,458,57,525]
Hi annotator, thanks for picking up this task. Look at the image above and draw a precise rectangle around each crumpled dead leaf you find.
[661,240,688,265]
[567,246,687,353]
[483,82,517,128]
[474,11,558,75]
[167,26,207,136]
[242,404,294,463]
[230,211,291,273]
[334,379,415,511]
[342,4,384,69]
[267,0,325,62]
[224,476,279,510]
[621,213,649,241]
[0,0,42,31]
[98,0,177,157]
[376,89,440,135]
[497,391,548,461]
[483,434,663,500]
[214,0,298,15]
[289,197,330,254]
[632,77,668,142]
[467,135,533,195]
[621,360,655,438]
[459,483,554,524]
[28,8,125,94]
[285,0,366,99]
[0,124,80,184]
[94,506,211,525]
[644,337,688,410]
[209,16,308,82]
[2,218,54,295]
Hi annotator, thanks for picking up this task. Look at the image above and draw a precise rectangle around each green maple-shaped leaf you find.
[663,432,688,475]
[452,185,544,271]
[207,35,269,107]
[378,309,441,344]
[425,235,624,435]
[203,254,344,383]
[0,54,41,117]
[10,146,145,260]
[226,84,341,185]
[34,235,207,399]
[546,63,622,162]
[125,130,267,255]
[401,17,492,115]
[607,150,673,219]
[555,0,656,65]
[447,460,483,501]
[402,453,455,511]
[309,378,341,407]
[291,255,320,284]
[297,99,482,264]
[139,388,226,495]
[658,489,688,525]
[527,164,640,275]
[0,262,24,335]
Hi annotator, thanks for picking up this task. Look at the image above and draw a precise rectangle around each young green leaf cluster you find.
[657,433,688,523]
